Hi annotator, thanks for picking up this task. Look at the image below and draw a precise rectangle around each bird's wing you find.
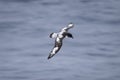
[61,23,74,32]
[48,41,62,59]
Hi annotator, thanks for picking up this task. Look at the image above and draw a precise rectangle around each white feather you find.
[51,33,58,38]
[56,37,60,42]
[68,23,74,28]
[61,23,74,32]
[51,47,58,54]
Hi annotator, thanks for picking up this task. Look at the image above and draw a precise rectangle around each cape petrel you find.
[48,23,74,59]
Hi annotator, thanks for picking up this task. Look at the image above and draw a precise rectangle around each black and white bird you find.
[48,23,74,59]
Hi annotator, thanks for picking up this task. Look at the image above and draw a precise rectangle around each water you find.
[0,0,120,80]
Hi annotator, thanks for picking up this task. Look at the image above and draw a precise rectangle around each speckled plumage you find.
[48,23,74,59]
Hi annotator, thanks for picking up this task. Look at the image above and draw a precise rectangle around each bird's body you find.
[48,23,74,59]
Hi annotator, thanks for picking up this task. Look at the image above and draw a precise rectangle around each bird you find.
[48,23,74,59]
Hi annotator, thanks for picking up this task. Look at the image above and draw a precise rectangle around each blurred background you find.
[0,0,120,80]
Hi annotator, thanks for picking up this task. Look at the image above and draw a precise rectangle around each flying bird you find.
[48,23,74,59]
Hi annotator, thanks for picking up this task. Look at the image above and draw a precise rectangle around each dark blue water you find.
[0,0,120,80]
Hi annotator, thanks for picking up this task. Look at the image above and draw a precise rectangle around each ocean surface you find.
[0,0,120,80]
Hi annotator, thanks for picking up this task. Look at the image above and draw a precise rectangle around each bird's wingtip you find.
[68,23,74,28]
[47,54,54,60]
[47,55,51,60]
[48,56,51,60]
